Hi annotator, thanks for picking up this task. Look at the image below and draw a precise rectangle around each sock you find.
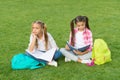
[81,60,92,64]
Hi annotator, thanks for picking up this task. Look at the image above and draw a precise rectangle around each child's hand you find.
[32,33,37,40]
[65,45,70,50]
[73,50,83,55]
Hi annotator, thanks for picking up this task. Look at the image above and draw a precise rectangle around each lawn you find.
[0,0,120,80]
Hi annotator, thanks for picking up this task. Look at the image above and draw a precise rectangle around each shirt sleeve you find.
[48,33,59,49]
[27,34,36,53]
[68,32,72,44]
[87,30,93,52]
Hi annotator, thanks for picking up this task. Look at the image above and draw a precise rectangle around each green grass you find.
[0,0,120,80]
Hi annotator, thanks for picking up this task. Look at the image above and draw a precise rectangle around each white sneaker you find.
[48,60,58,67]
[65,57,71,62]
[81,59,92,64]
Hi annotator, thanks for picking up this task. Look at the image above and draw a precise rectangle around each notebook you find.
[66,41,90,52]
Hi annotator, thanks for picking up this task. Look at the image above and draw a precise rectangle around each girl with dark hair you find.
[60,16,94,66]
[27,20,62,67]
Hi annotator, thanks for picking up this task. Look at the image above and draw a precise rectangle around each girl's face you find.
[76,21,86,31]
[32,23,43,35]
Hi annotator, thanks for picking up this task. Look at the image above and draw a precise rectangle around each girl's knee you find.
[53,50,62,60]
[60,48,66,52]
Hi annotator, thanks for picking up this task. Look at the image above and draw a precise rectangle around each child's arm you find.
[65,32,72,51]
[28,34,37,52]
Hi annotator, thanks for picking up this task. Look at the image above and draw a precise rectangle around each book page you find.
[26,48,56,62]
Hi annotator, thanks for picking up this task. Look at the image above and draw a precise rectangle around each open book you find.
[25,48,56,62]
[66,41,90,52]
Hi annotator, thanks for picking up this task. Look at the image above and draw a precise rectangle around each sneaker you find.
[65,57,71,62]
[86,60,94,66]
[48,60,58,67]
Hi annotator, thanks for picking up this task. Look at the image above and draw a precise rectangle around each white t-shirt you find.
[28,32,58,52]
[74,31,86,49]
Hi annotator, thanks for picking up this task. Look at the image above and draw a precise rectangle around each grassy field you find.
[0,0,120,80]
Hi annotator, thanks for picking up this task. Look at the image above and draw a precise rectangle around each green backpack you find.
[92,39,112,65]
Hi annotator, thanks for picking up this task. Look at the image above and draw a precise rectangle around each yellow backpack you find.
[92,39,112,65]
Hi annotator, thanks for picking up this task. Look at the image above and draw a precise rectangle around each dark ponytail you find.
[83,16,90,30]
[70,19,75,46]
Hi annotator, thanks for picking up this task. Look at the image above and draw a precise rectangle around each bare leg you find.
[77,58,82,63]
